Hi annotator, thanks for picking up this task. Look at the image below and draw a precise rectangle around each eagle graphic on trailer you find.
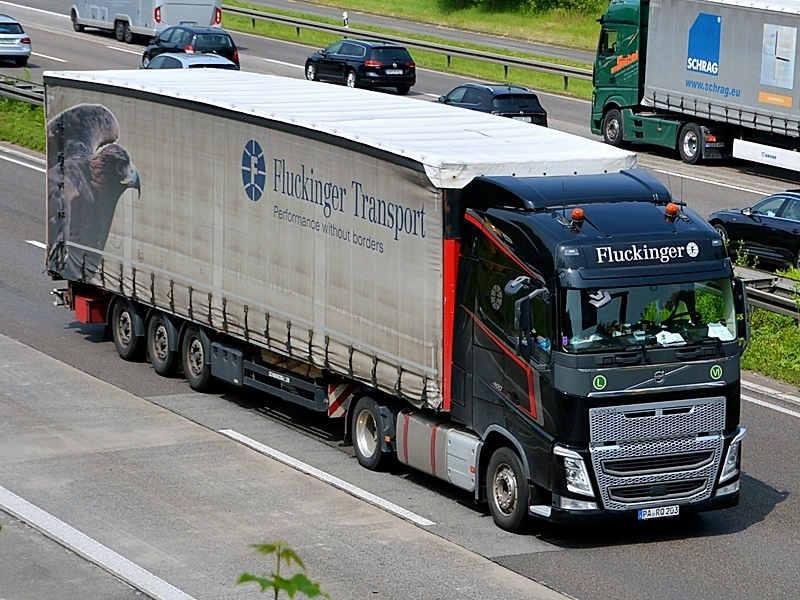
[47,104,140,274]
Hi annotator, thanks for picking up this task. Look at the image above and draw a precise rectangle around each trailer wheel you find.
[305,62,317,81]
[345,69,358,88]
[71,11,84,32]
[123,23,134,44]
[148,313,178,377]
[182,325,212,391]
[114,20,125,42]
[486,447,530,532]
[352,397,388,470]
[679,123,702,164]
[601,108,626,147]
[111,300,144,361]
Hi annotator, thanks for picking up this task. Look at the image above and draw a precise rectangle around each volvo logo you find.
[653,370,665,384]
[242,139,267,201]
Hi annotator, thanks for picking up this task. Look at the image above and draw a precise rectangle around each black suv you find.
[142,26,239,70]
[305,40,416,94]
[438,83,548,126]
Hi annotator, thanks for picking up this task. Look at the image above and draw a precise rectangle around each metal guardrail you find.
[224,6,593,90]
[0,76,44,106]
[735,266,800,320]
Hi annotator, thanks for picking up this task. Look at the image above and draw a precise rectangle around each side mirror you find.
[438,95,446,103]
[512,287,550,333]
[742,207,752,216]
[733,277,750,355]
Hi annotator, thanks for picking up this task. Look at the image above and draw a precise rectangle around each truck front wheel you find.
[486,447,530,532]
[679,123,702,164]
[352,397,388,470]
[182,325,212,391]
[71,11,84,32]
[111,300,144,361]
[602,108,626,147]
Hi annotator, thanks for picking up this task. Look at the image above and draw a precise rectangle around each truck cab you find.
[450,168,747,525]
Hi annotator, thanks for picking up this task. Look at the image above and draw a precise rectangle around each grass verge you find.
[0,97,44,153]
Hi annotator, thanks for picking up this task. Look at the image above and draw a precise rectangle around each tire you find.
[601,108,626,147]
[713,224,729,247]
[123,23,134,44]
[14,58,27,68]
[114,20,125,42]
[142,54,151,67]
[396,84,410,95]
[486,447,530,532]
[793,250,800,271]
[305,62,317,81]
[345,69,358,88]
[111,300,144,361]
[351,397,388,470]
[71,11,84,32]
[181,324,212,391]
[147,313,179,377]
[679,123,702,165]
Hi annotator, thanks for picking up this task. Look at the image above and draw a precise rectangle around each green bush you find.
[0,96,45,153]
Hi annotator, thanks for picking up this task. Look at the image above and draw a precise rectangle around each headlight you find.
[554,445,596,497]
[719,428,746,484]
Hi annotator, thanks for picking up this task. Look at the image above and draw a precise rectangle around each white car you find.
[139,52,238,70]
[0,14,31,67]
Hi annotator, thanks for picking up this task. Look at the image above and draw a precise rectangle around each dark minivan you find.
[305,40,416,94]
[142,25,239,69]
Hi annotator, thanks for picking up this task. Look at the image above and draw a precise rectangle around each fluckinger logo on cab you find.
[687,13,721,76]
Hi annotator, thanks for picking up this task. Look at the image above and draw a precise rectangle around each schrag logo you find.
[596,242,700,265]
[687,13,721,76]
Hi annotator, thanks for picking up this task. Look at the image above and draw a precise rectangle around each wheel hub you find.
[153,325,168,361]
[493,465,518,515]
[188,339,204,377]
[117,311,132,346]
[355,411,377,458]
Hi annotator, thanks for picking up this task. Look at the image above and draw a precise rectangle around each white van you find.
[70,0,222,43]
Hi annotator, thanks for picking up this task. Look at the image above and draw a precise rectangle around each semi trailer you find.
[45,69,748,531]
[70,0,222,43]
[592,0,800,171]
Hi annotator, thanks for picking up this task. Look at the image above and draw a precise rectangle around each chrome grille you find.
[608,478,707,502]
[602,450,714,476]
[589,398,726,511]
[589,397,726,443]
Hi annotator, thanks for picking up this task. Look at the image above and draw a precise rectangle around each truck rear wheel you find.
[123,23,134,44]
[601,108,626,147]
[182,325,212,391]
[352,397,388,470]
[111,300,144,361]
[147,313,178,377]
[679,123,702,164]
[114,20,125,42]
[486,447,530,532]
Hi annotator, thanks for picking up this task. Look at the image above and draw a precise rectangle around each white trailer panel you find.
[45,70,635,409]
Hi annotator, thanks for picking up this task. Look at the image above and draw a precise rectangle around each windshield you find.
[561,279,737,354]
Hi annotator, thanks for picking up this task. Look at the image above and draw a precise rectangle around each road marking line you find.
[0,486,196,600]
[0,153,45,172]
[650,168,771,196]
[33,51,67,62]
[0,1,68,18]
[742,380,800,407]
[743,394,800,419]
[220,428,436,527]
[261,57,302,69]
[107,45,141,55]
[26,240,46,249]
[0,146,45,164]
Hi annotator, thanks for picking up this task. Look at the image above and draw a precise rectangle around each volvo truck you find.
[45,69,749,531]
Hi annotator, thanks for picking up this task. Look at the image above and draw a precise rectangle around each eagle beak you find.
[122,167,141,198]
